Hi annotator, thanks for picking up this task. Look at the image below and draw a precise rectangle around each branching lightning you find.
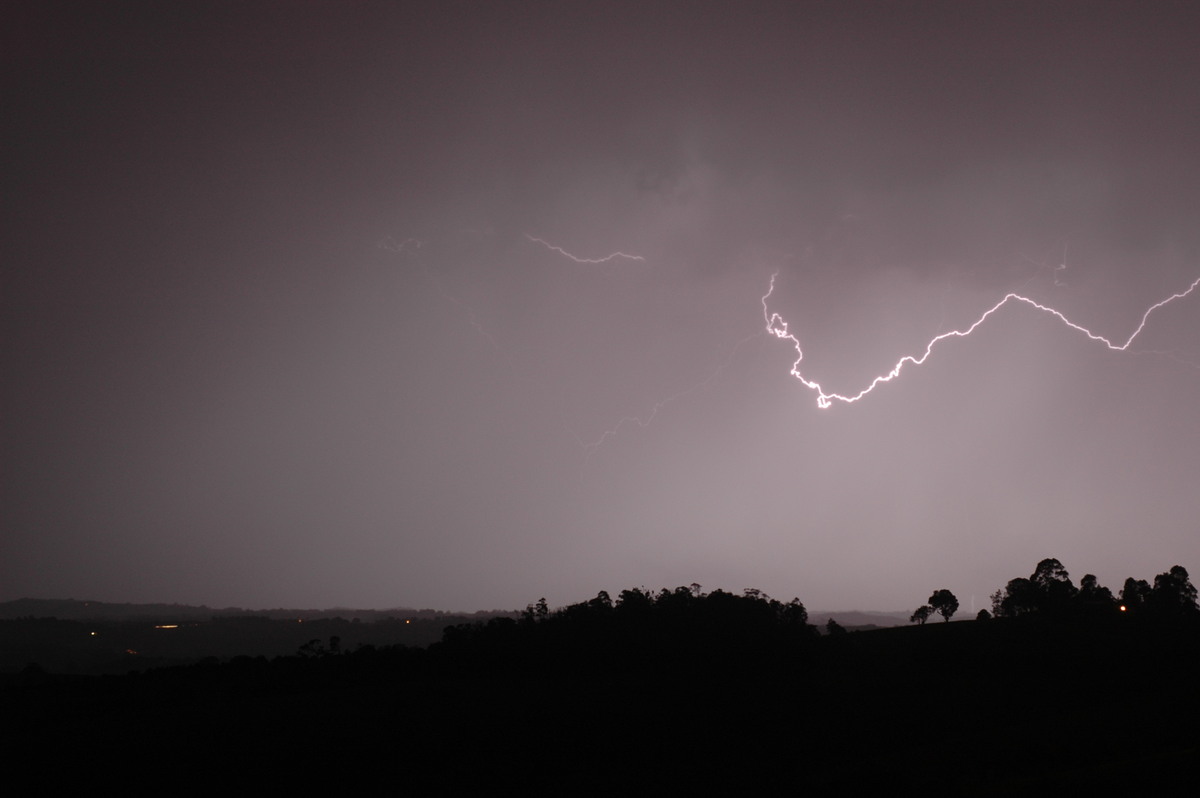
[1020,240,1069,288]
[764,273,1200,408]
[383,226,1196,460]
[524,233,646,264]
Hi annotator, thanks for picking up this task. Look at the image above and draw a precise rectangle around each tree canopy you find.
[928,590,958,622]
[993,559,1197,619]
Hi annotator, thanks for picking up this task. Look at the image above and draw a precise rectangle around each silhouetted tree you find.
[615,587,654,612]
[780,598,809,627]
[1078,574,1113,601]
[825,618,846,635]
[1076,574,1116,613]
[989,589,1005,616]
[995,577,1039,617]
[1119,577,1151,613]
[587,591,613,612]
[928,589,958,622]
[910,605,932,625]
[976,609,991,621]
[994,560,1083,617]
[1148,565,1199,616]
[1030,558,1077,611]
[520,597,552,624]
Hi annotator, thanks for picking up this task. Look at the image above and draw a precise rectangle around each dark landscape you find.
[5,560,1198,791]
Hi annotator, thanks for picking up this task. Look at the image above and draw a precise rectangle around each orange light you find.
[1119,605,1127,612]
[154,624,179,629]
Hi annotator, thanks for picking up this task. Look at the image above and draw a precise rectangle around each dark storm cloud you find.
[3,1,1198,612]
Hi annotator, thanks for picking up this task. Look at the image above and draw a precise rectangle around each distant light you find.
[89,631,96,636]
[405,619,410,624]
[154,624,178,629]
[125,649,138,655]
[1119,605,1127,612]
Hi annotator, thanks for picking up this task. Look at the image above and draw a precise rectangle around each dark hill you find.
[4,588,1197,792]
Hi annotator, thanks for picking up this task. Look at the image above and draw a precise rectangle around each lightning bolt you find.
[764,273,1200,409]
[524,233,646,264]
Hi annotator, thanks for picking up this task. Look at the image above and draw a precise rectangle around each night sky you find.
[5,1,1199,613]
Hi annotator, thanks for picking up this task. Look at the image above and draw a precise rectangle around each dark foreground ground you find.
[4,609,1198,793]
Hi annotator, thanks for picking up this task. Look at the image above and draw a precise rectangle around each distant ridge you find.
[1,599,913,628]
[813,610,911,629]
[0,598,513,623]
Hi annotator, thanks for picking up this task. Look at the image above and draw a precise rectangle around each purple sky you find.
[4,1,1199,613]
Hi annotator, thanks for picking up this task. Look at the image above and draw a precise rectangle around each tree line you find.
[910,559,1198,624]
